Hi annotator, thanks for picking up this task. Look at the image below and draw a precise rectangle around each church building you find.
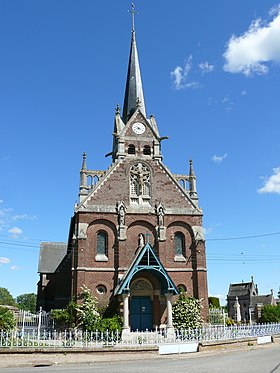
[37,5,208,331]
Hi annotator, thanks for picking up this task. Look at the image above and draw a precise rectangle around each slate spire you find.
[122,3,146,124]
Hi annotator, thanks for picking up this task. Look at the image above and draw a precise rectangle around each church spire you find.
[122,3,146,124]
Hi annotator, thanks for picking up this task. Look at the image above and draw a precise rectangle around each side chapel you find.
[37,5,208,331]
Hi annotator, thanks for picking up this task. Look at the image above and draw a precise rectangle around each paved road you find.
[1,344,280,373]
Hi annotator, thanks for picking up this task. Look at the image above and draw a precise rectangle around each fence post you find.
[22,310,26,335]
[37,307,42,341]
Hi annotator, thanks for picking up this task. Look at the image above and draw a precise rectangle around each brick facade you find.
[37,18,209,328]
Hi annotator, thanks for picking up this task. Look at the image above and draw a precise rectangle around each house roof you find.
[228,282,254,297]
[38,242,67,274]
[250,294,275,307]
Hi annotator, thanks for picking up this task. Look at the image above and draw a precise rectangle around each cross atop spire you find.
[128,3,138,33]
[122,3,146,124]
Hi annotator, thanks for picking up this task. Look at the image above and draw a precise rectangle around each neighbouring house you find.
[227,276,276,323]
[37,5,209,331]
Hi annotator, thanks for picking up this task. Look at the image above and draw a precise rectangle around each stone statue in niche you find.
[116,201,126,226]
[155,202,166,241]
[155,202,165,227]
[138,233,145,249]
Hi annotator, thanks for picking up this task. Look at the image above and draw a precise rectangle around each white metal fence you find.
[16,308,52,335]
[1,323,280,349]
[208,308,228,325]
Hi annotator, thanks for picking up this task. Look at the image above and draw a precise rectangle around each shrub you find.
[260,304,280,323]
[96,315,122,333]
[50,300,76,330]
[208,297,220,308]
[76,285,101,331]
[172,293,203,329]
[0,306,16,330]
[226,317,235,326]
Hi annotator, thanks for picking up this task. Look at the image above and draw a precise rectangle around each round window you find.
[96,285,107,295]
[177,284,187,293]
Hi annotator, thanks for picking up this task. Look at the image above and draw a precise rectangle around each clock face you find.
[132,122,146,134]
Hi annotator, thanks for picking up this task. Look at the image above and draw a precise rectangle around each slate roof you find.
[250,294,275,307]
[38,242,67,273]
[228,282,253,297]
[122,25,146,123]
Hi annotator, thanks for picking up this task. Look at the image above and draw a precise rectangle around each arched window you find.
[174,232,185,258]
[93,175,99,185]
[87,175,92,187]
[128,144,136,155]
[143,145,151,155]
[96,231,108,261]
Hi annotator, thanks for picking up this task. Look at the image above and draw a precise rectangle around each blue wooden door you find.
[130,296,152,331]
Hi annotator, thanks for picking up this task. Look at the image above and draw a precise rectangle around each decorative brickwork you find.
[37,12,208,327]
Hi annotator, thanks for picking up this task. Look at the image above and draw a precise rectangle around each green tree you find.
[76,285,101,331]
[16,293,37,313]
[0,306,16,330]
[172,293,203,329]
[0,287,16,306]
[260,304,280,323]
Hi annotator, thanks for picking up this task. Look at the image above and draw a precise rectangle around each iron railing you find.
[1,323,280,348]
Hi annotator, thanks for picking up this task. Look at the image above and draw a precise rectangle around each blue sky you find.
[1,1,280,305]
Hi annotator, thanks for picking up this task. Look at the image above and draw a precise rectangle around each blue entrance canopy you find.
[114,243,179,295]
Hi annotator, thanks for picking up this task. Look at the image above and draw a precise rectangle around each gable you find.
[77,157,200,213]
[114,242,179,295]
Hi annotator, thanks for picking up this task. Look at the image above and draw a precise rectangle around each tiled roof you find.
[250,295,274,307]
[38,242,67,273]
[228,282,252,297]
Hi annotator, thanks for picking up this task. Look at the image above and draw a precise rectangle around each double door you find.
[130,296,152,331]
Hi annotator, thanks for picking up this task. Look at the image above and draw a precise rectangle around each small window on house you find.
[174,232,185,260]
[96,231,108,261]
[128,144,136,155]
[143,145,151,155]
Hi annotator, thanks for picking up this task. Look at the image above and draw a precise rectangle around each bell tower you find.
[112,3,162,163]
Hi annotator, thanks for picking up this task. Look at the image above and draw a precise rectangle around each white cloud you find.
[223,9,280,76]
[212,153,228,163]
[0,257,10,264]
[258,167,280,194]
[0,200,3,204]
[171,55,193,90]
[241,89,247,96]
[222,95,234,109]
[8,226,23,237]
[186,81,200,89]
[11,214,36,222]
[10,265,19,270]
[198,61,215,75]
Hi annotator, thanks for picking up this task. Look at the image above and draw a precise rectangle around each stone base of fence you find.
[2,335,280,355]
[0,346,158,354]
[198,335,280,352]
[272,334,280,343]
